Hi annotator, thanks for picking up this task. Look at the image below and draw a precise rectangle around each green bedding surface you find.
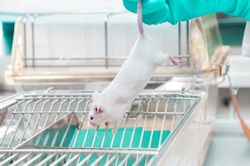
[29,126,171,165]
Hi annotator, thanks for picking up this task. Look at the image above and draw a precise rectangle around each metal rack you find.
[0,90,202,165]
[5,13,230,91]
[5,12,191,88]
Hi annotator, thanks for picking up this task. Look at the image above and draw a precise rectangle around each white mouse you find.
[88,1,179,132]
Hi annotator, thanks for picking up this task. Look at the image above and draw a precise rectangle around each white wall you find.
[0,0,125,13]
[0,0,125,89]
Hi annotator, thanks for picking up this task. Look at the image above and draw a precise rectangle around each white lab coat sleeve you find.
[242,22,250,57]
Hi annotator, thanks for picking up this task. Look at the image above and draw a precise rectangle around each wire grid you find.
[23,57,190,70]
[0,91,201,165]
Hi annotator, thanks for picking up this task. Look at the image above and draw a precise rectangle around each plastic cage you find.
[5,13,229,90]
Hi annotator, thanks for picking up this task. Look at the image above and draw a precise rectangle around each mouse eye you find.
[90,116,94,120]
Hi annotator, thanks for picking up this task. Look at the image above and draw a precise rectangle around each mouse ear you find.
[92,91,100,101]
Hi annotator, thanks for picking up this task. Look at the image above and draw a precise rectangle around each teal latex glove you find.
[123,0,250,25]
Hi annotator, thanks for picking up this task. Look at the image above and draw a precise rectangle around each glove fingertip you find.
[123,0,166,15]
[123,0,138,13]
[142,4,176,25]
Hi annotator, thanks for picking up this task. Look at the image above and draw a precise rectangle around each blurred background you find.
[0,0,250,165]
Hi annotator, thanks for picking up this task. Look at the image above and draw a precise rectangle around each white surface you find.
[219,55,250,88]
[32,14,106,59]
[0,0,125,13]
[204,87,250,166]
[204,120,250,166]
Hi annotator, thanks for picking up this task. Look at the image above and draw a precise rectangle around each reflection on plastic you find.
[242,22,250,57]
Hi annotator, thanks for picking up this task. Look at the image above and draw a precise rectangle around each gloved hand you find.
[123,0,250,25]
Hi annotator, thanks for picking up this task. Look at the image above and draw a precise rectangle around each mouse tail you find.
[137,0,144,35]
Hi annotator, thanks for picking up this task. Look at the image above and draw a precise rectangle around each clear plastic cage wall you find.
[5,12,191,88]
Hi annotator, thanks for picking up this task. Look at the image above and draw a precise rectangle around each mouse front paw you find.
[112,121,120,134]
[112,127,118,134]
[168,55,181,66]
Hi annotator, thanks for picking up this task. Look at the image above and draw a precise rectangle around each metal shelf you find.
[0,90,202,165]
